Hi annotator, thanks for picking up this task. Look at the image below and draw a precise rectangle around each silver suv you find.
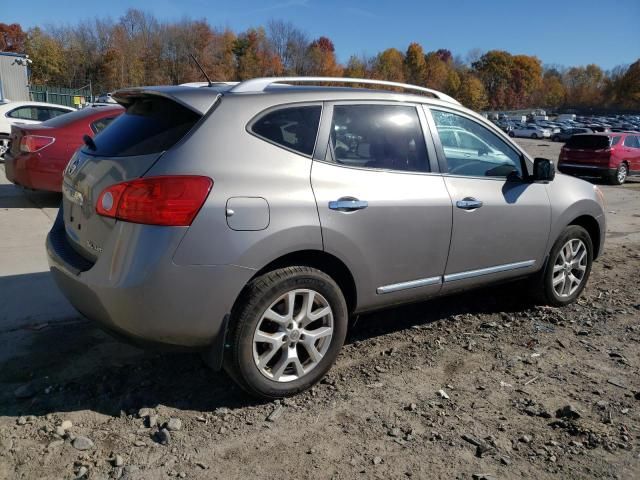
[47,77,606,398]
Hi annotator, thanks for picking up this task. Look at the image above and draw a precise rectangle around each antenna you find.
[190,54,213,87]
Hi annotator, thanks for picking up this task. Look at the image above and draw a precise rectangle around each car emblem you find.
[66,156,81,175]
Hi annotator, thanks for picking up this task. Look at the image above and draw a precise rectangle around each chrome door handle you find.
[328,198,368,212]
[456,197,483,210]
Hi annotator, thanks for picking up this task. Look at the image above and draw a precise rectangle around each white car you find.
[0,101,75,157]
[508,124,551,139]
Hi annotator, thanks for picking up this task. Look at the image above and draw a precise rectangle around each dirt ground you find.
[1,138,639,480]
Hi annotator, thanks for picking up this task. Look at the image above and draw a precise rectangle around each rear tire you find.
[508,131,515,137]
[530,225,593,306]
[224,266,348,399]
[608,163,628,185]
[531,133,538,139]
[552,135,559,142]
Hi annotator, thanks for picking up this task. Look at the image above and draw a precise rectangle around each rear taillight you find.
[96,176,213,226]
[20,135,55,153]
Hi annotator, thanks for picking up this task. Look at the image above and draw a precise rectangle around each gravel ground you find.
[1,138,639,480]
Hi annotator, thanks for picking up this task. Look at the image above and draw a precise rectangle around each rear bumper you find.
[4,151,63,192]
[46,209,255,348]
[557,163,614,177]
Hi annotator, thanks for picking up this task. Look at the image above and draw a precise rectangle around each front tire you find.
[531,133,538,139]
[508,131,515,137]
[224,266,348,399]
[531,225,593,306]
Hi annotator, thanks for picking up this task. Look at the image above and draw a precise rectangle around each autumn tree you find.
[372,48,405,83]
[267,20,308,74]
[404,42,427,85]
[423,51,449,91]
[563,64,605,107]
[472,50,514,109]
[0,23,26,52]
[25,28,64,84]
[610,60,640,109]
[304,36,342,77]
[234,28,283,80]
[457,73,488,110]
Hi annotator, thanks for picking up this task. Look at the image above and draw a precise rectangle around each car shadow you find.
[0,277,534,418]
[0,183,61,209]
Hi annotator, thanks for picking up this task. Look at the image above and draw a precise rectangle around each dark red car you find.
[4,105,123,192]
[558,132,640,185]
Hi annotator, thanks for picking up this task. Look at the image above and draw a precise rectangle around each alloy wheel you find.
[617,164,628,184]
[552,239,588,298]
[253,289,334,382]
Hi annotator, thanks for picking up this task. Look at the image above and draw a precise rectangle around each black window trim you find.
[246,101,324,159]
[313,100,440,176]
[424,105,532,182]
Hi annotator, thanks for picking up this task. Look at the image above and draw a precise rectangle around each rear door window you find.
[611,136,621,146]
[88,97,201,157]
[326,104,429,173]
[251,105,322,156]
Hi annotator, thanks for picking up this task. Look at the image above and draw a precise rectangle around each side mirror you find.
[533,158,555,182]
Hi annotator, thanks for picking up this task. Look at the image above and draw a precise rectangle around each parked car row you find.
[4,104,123,192]
[0,101,76,158]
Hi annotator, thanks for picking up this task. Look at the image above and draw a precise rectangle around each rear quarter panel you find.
[148,95,323,269]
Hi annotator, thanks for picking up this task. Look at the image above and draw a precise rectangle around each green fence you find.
[29,85,92,107]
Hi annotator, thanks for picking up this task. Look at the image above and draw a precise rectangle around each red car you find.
[558,132,640,185]
[4,105,123,192]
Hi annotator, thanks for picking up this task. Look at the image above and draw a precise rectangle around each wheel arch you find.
[245,249,358,314]
[569,215,602,259]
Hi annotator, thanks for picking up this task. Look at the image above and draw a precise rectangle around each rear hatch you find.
[61,88,216,262]
[561,134,612,166]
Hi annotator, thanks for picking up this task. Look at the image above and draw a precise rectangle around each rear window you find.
[43,107,120,128]
[566,135,610,150]
[86,97,200,157]
[251,105,322,156]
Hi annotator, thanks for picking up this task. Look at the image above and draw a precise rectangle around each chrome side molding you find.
[377,276,442,294]
[377,260,536,294]
[444,260,536,282]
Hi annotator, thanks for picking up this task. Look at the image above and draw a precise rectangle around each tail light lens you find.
[96,176,213,226]
[20,135,55,153]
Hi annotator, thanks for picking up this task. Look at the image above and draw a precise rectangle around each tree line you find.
[1,12,639,111]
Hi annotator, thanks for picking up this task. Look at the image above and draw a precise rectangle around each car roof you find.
[113,78,463,115]
[0,101,75,110]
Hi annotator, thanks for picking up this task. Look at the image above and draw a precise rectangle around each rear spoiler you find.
[112,86,220,116]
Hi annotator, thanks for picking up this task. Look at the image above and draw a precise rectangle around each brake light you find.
[20,135,55,153]
[96,176,213,226]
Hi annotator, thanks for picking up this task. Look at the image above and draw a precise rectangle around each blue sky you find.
[5,0,639,70]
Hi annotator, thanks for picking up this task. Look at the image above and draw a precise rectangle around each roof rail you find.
[230,77,460,104]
